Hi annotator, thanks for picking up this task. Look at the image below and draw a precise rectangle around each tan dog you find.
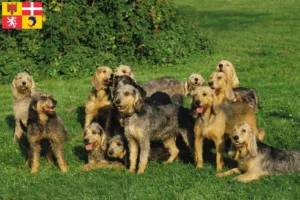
[84,66,113,129]
[191,87,265,170]
[208,71,236,104]
[217,122,300,182]
[209,71,260,110]
[215,60,239,88]
[114,65,136,80]
[11,72,36,141]
[82,123,123,172]
[185,73,206,96]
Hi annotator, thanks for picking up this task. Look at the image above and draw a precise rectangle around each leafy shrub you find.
[0,0,213,84]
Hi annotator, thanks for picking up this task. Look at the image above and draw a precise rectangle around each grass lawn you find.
[1,0,300,199]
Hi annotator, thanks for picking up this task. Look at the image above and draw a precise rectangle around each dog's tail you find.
[19,120,27,132]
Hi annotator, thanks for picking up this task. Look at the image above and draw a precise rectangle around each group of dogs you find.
[11,61,300,182]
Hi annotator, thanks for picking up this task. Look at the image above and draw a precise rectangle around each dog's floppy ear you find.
[92,72,103,90]
[29,76,36,96]
[129,72,136,82]
[184,80,190,96]
[200,76,206,86]
[211,93,220,114]
[11,78,18,98]
[225,79,235,101]
[133,88,143,112]
[247,129,258,157]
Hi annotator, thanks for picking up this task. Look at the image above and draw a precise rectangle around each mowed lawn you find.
[1,0,300,199]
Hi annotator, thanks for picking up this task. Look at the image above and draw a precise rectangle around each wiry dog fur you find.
[113,75,146,98]
[25,92,68,174]
[85,66,113,130]
[215,60,239,88]
[114,65,136,81]
[217,122,300,182]
[191,87,265,170]
[114,85,191,174]
[141,76,185,105]
[82,122,123,172]
[209,72,260,110]
[185,73,206,96]
[11,72,36,141]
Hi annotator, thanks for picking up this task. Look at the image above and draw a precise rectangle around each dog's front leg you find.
[137,139,150,175]
[216,168,240,177]
[214,138,225,170]
[194,126,204,168]
[29,142,41,174]
[127,137,138,173]
[233,172,260,183]
[50,140,68,172]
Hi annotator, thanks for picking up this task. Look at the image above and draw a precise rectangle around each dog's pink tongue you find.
[197,107,204,113]
[85,143,93,151]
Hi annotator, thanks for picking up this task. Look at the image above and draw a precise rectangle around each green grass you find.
[1,0,300,199]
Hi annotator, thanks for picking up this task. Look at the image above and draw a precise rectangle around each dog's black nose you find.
[233,136,239,141]
[208,81,213,87]
[219,64,223,69]
[115,99,121,105]
[84,139,89,144]
[108,150,114,155]
[195,100,200,106]
[195,78,198,82]
[22,81,26,85]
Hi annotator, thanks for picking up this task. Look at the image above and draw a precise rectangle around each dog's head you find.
[11,72,35,98]
[92,66,113,90]
[107,135,127,159]
[114,75,146,98]
[83,122,107,152]
[208,72,235,101]
[31,92,57,116]
[215,60,239,87]
[114,85,143,116]
[114,65,135,81]
[185,73,206,95]
[231,122,258,157]
[191,86,219,116]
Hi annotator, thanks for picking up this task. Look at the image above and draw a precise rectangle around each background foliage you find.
[0,0,212,84]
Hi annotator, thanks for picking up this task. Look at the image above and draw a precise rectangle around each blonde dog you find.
[114,65,136,81]
[185,73,206,96]
[11,72,36,141]
[192,87,265,170]
[215,60,239,88]
[217,122,300,182]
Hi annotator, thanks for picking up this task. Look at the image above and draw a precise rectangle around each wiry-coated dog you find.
[114,65,136,81]
[82,122,123,172]
[25,93,68,174]
[185,73,206,96]
[142,76,185,105]
[113,75,146,98]
[217,122,300,182]
[215,60,239,88]
[114,85,191,174]
[85,66,113,130]
[11,72,36,141]
[209,72,260,110]
[192,87,265,170]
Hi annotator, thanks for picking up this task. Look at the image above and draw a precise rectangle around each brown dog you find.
[191,87,265,170]
[11,72,36,141]
[215,60,239,88]
[25,92,68,174]
[185,73,206,96]
[217,122,300,182]
[85,66,113,130]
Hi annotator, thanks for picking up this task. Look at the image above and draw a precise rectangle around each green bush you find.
[0,0,213,84]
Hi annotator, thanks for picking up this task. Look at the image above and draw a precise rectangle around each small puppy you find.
[185,73,206,96]
[25,93,68,174]
[85,66,113,130]
[217,122,300,182]
[11,72,36,141]
[215,60,239,88]
[82,123,123,172]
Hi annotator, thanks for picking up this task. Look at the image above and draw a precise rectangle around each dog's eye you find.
[217,77,222,80]
[242,129,246,133]
[102,70,106,73]
[203,93,207,97]
[122,70,126,73]
[92,131,97,135]
[117,142,122,146]
[124,92,130,96]
[41,96,47,101]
